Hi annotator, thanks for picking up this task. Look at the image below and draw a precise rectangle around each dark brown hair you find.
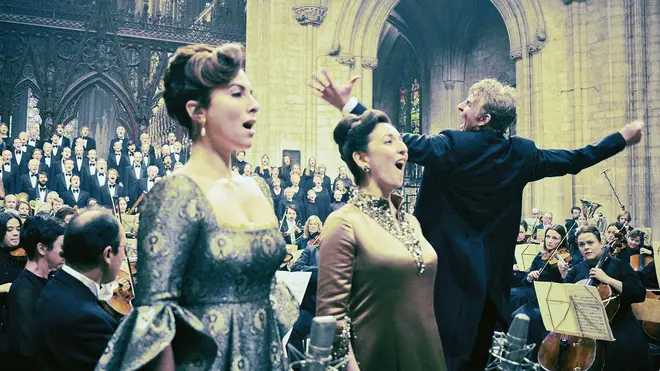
[334,109,390,186]
[163,43,245,141]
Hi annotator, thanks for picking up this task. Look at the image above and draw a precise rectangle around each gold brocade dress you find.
[96,175,298,371]
[316,191,446,371]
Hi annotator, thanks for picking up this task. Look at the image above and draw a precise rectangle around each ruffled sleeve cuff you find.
[96,303,217,371]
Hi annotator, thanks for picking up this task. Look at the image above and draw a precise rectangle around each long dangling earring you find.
[199,118,207,137]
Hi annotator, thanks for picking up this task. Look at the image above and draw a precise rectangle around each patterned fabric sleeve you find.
[96,175,217,371]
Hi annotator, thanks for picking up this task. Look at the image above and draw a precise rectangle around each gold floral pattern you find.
[95,175,298,371]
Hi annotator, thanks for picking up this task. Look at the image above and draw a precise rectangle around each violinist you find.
[606,221,631,263]
[298,215,322,250]
[564,225,652,370]
[617,210,634,234]
[510,225,571,359]
[6,215,65,370]
[280,205,303,245]
[511,220,530,289]
[0,212,23,363]
[32,209,125,371]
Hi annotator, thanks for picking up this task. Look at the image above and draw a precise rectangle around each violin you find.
[541,247,573,267]
[100,266,135,321]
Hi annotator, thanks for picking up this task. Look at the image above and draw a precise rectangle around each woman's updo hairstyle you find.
[333,109,390,186]
[163,43,245,141]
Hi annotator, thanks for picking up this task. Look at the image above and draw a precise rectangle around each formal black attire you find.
[7,269,48,369]
[109,137,128,154]
[26,138,42,150]
[33,269,118,371]
[53,173,73,193]
[171,151,188,165]
[287,245,319,356]
[564,257,653,370]
[279,218,303,245]
[61,188,90,208]
[18,172,38,195]
[350,102,628,370]
[73,136,96,151]
[106,152,129,182]
[0,249,27,362]
[29,185,50,203]
[0,164,16,195]
[11,150,29,177]
[87,172,108,200]
[99,183,126,209]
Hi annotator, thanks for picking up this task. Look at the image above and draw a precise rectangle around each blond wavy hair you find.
[469,79,517,135]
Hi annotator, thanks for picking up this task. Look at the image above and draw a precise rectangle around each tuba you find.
[580,199,602,219]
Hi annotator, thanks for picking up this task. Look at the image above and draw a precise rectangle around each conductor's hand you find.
[620,120,645,146]
[308,69,360,111]
[527,270,541,282]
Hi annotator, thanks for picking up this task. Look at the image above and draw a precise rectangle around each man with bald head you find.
[32,209,125,370]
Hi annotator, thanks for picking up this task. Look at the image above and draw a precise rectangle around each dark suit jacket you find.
[33,269,118,371]
[291,245,319,312]
[98,183,126,209]
[61,189,90,208]
[109,137,129,154]
[1,165,17,195]
[11,151,30,176]
[52,173,72,194]
[72,157,86,176]
[26,139,42,150]
[29,186,50,203]
[18,173,38,195]
[171,152,188,165]
[351,103,627,361]
[73,136,96,151]
[86,173,108,200]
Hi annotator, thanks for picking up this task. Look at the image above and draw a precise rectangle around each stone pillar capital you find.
[292,5,328,27]
[336,55,355,68]
[361,57,378,70]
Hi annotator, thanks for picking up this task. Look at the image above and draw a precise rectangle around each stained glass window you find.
[410,79,420,134]
[398,85,407,132]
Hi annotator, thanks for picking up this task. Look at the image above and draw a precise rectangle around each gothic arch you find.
[331,0,547,65]
[55,72,138,138]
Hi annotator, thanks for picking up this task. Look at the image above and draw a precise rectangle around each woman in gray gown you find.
[96,43,297,370]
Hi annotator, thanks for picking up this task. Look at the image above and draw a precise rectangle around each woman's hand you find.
[527,270,540,282]
[513,264,520,272]
[557,259,570,278]
[589,268,611,284]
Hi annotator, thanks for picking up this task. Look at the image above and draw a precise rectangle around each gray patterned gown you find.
[96,175,298,371]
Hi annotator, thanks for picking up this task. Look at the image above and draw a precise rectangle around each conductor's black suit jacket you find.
[351,103,626,361]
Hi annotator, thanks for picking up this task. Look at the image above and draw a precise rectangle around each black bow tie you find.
[115,153,121,156]
[39,187,46,192]
[77,157,82,160]
[30,174,36,178]
[15,151,20,155]
[90,163,95,167]
[135,166,141,169]
[65,173,72,177]
[98,173,105,177]
[45,156,50,158]
[53,145,58,148]
[72,189,79,193]
[109,185,115,189]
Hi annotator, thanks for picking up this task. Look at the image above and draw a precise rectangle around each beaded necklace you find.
[350,190,425,276]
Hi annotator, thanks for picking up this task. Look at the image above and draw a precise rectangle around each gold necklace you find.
[350,190,425,276]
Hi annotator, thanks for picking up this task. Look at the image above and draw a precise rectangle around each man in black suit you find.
[19,159,40,196]
[51,147,71,180]
[32,209,125,371]
[80,149,98,192]
[41,143,55,178]
[26,129,42,150]
[54,124,71,149]
[11,138,30,176]
[87,158,108,200]
[125,151,146,201]
[0,152,17,195]
[72,145,86,176]
[17,132,34,157]
[49,133,62,159]
[312,73,644,370]
[61,175,90,209]
[565,206,582,251]
[53,159,75,194]
[109,126,128,154]
[28,172,50,203]
[99,169,126,209]
[73,125,96,151]
[6,215,65,369]
[138,133,156,168]
[139,165,159,195]
[156,152,174,177]
[171,141,188,165]
[107,140,129,183]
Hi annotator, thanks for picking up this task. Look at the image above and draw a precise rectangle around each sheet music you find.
[535,282,614,341]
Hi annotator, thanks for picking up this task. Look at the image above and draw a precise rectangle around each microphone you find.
[600,168,611,175]
[288,316,349,371]
[305,316,336,371]
[485,313,538,371]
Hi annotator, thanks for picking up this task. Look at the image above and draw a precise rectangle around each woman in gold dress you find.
[317,110,446,371]
[96,43,297,370]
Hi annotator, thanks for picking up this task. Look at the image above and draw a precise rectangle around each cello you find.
[537,226,625,371]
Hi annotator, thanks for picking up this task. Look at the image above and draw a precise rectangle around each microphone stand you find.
[601,169,625,211]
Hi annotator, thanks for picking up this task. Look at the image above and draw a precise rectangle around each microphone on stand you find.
[485,313,539,371]
[288,316,349,371]
[600,168,612,175]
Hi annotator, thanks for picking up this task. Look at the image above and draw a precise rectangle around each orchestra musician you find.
[311,69,645,370]
[280,204,303,245]
[511,220,530,289]
[606,221,632,263]
[6,215,65,370]
[32,210,126,371]
[510,225,570,360]
[563,225,652,370]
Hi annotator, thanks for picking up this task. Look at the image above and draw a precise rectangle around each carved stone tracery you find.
[292,5,328,27]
